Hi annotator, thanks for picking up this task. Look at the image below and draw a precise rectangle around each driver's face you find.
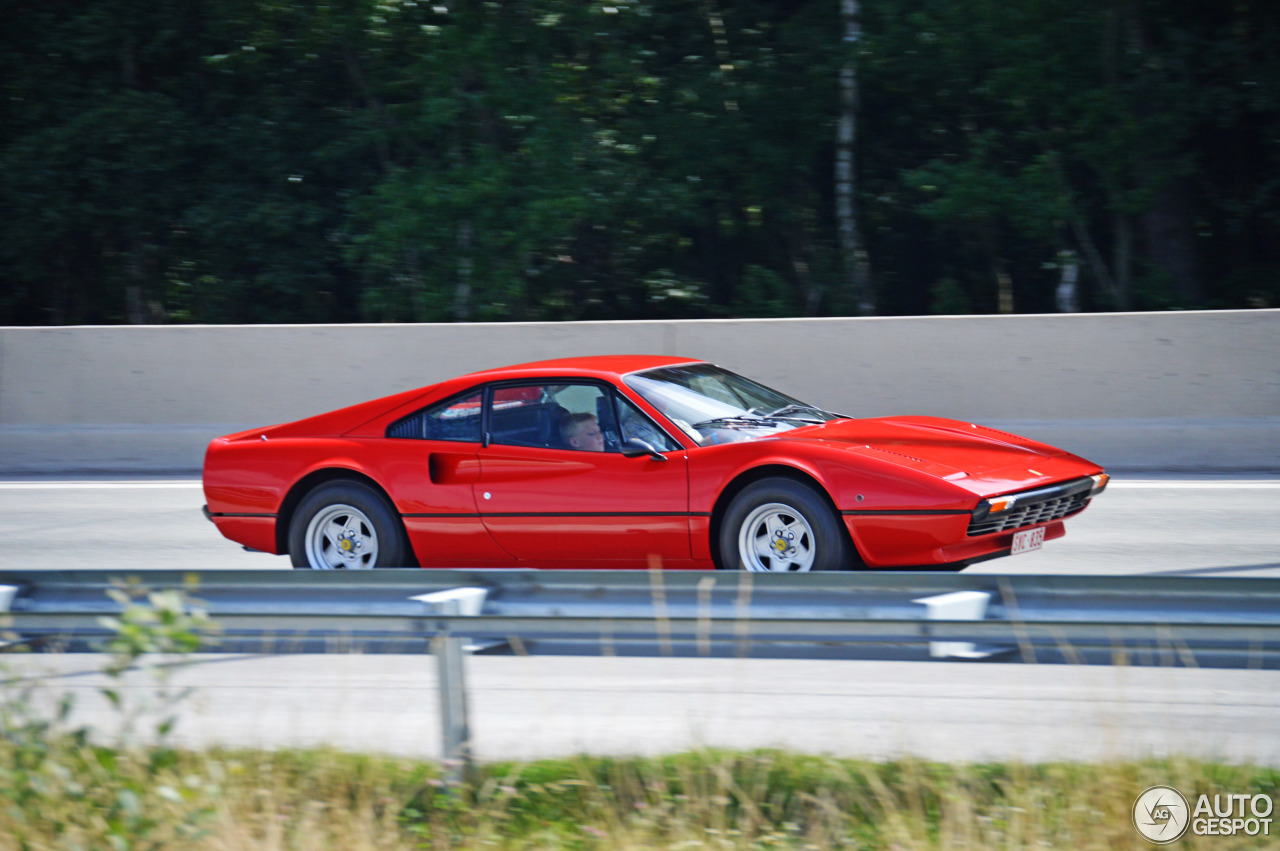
[572,422,605,452]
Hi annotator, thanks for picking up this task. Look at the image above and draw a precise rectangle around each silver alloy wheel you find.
[736,501,817,572]
[303,503,379,570]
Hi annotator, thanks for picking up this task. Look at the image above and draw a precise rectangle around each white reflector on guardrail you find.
[913,590,1001,659]
[411,587,488,617]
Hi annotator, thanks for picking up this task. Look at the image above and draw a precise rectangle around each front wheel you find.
[288,481,408,569]
[719,478,853,572]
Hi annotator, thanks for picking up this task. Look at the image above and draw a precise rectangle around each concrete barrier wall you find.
[1,309,1276,472]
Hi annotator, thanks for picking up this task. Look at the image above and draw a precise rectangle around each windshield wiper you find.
[755,403,833,423]
[691,415,784,429]
[693,404,843,430]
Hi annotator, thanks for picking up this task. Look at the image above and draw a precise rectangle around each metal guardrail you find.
[3,568,1280,651]
[3,569,1279,779]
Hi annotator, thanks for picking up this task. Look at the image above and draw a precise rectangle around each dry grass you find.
[1,742,1276,850]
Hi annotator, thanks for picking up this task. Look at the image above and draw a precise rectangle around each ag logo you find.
[1134,785,1191,844]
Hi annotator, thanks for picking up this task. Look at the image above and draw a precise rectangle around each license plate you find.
[1011,527,1045,555]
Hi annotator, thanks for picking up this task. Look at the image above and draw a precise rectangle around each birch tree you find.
[837,0,874,314]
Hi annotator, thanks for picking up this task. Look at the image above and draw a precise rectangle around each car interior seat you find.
[596,395,621,452]
[542,404,572,448]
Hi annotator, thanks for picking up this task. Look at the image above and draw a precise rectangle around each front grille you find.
[967,478,1093,536]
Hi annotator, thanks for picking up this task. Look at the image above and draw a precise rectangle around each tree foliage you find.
[2,0,1277,324]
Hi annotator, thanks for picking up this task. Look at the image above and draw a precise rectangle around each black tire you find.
[287,480,409,569]
[718,477,854,572]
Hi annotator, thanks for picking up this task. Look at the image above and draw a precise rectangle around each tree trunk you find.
[122,37,147,325]
[837,0,873,315]
[125,284,146,325]
[454,220,473,322]
[1069,217,1124,310]
[1141,181,1200,305]
[788,228,819,316]
[1056,249,1080,312]
[1112,211,1133,310]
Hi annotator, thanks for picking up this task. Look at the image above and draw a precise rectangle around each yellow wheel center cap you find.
[774,538,789,554]
[340,539,353,552]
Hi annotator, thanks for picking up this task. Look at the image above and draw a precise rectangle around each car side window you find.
[387,391,483,442]
[488,383,621,452]
[614,394,682,452]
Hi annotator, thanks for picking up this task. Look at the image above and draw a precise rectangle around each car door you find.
[474,381,691,566]
[381,388,515,566]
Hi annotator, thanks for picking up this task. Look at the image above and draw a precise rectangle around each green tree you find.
[2,0,1277,323]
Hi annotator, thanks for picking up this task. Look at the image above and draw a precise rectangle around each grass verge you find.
[1,742,1277,850]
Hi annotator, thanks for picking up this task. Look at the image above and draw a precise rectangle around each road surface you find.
[2,474,1277,576]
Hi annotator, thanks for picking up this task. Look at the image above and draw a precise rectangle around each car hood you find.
[784,415,1095,496]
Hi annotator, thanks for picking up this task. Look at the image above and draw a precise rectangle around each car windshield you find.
[624,364,845,446]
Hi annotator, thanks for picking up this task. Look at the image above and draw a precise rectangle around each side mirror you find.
[621,437,667,462]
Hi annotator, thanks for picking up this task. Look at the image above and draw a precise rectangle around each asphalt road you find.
[2,473,1278,576]
[3,474,1279,765]
[10,652,1279,765]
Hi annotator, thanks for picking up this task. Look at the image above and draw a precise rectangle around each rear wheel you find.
[288,481,408,569]
[719,477,853,572]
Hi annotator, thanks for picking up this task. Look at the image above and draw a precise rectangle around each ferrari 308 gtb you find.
[202,355,1107,571]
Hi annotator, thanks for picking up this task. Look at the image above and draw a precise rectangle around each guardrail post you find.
[412,588,488,787]
[912,590,999,659]
[0,584,16,649]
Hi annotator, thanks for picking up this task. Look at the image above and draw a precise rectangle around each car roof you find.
[466,354,706,382]
[272,356,710,440]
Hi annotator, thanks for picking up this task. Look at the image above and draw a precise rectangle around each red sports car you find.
[202,355,1107,571]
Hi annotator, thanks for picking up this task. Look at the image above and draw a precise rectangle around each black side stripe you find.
[403,511,714,519]
[841,509,972,516]
[215,509,963,519]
